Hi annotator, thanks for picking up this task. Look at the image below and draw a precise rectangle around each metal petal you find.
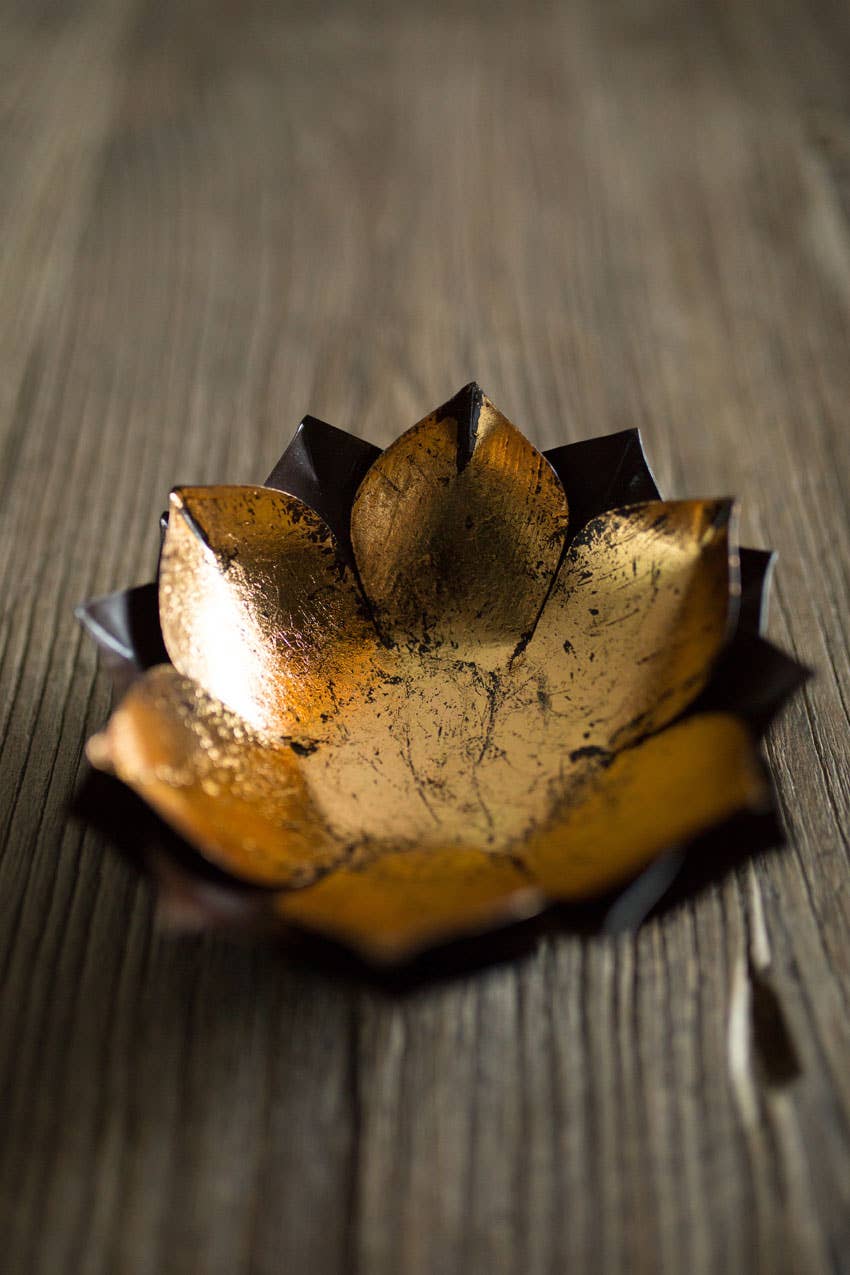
[276,846,542,964]
[75,583,168,693]
[158,485,381,738]
[524,499,735,751]
[350,383,569,662]
[264,415,380,560]
[736,547,775,637]
[520,712,769,898]
[693,633,812,735]
[85,665,347,888]
[544,428,660,537]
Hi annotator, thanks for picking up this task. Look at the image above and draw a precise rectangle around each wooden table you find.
[2,1,849,1271]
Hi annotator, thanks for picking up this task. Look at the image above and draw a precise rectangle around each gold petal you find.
[276,847,541,963]
[86,665,346,888]
[524,501,734,751]
[350,388,569,662]
[521,712,768,898]
[159,485,379,738]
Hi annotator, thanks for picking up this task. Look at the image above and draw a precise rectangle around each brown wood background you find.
[1,1,849,1271]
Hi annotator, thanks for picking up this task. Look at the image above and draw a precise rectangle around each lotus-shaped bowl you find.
[78,385,806,964]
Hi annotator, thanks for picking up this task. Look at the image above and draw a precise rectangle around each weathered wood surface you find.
[1,1,849,1271]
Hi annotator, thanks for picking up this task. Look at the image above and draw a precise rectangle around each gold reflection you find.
[159,486,381,740]
[88,666,347,887]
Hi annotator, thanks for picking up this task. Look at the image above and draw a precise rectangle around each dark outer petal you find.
[691,632,812,735]
[75,583,168,694]
[264,415,381,559]
[544,429,660,538]
[737,547,775,637]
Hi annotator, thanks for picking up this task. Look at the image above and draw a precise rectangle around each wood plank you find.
[1,1,849,1272]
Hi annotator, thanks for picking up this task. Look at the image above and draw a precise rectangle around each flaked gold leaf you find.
[279,714,767,960]
[517,500,735,752]
[351,391,569,662]
[519,712,768,898]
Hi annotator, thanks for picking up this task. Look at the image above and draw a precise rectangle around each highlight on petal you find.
[520,712,769,898]
[350,383,569,661]
[276,846,542,963]
[159,485,379,738]
[525,500,735,751]
[86,665,346,888]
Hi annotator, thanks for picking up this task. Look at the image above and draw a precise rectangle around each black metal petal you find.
[544,429,661,538]
[264,415,380,559]
[695,634,812,736]
[738,547,776,638]
[75,583,168,694]
[601,772,785,933]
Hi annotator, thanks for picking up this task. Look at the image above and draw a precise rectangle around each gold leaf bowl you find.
[77,385,807,965]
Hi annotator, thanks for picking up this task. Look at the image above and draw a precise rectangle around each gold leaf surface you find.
[87,665,347,888]
[515,499,735,754]
[276,847,541,963]
[350,392,569,663]
[159,486,380,739]
[277,713,766,960]
[519,711,768,898]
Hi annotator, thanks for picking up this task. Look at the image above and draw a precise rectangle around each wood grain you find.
[1,0,849,1271]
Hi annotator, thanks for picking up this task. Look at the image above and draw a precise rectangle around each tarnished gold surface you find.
[521,712,768,899]
[350,394,569,661]
[517,500,735,752]
[87,392,763,959]
[295,499,733,855]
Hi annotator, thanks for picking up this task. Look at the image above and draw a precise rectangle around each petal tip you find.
[279,871,545,967]
[85,730,113,772]
[433,381,486,472]
[170,491,212,551]
[708,497,737,533]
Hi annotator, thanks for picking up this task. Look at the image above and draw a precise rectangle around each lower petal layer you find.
[86,665,346,888]
[520,712,769,898]
[276,848,542,963]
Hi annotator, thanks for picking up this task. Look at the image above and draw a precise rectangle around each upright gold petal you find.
[350,387,569,662]
[159,486,379,738]
[521,712,768,898]
[525,500,735,751]
[276,846,541,963]
[86,665,346,888]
